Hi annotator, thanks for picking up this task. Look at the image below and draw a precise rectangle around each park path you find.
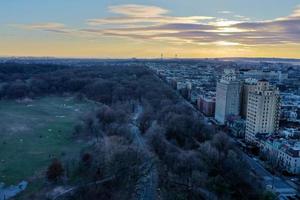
[0,181,27,200]
[50,176,115,200]
[130,105,158,200]
[49,104,157,200]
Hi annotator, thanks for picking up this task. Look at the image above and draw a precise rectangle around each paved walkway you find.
[0,181,28,200]
[241,150,297,197]
[130,105,157,200]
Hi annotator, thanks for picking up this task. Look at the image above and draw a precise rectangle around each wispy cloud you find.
[232,7,300,44]
[87,4,213,26]
[219,11,233,14]
[12,22,72,33]
[87,16,214,26]
[109,4,168,17]
[83,4,259,46]
[12,4,300,47]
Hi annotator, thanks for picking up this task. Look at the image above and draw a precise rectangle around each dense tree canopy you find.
[0,62,268,200]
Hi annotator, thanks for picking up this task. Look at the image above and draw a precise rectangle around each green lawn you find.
[0,96,97,185]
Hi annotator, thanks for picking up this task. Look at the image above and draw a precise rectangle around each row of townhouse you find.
[261,139,300,174]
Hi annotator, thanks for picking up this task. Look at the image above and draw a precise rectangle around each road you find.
[240,150,297,197]
[130,105,157,200]
[51,176,115,200]
[181,85,298,197]
[152,71,299,199]
[0,181,27,200]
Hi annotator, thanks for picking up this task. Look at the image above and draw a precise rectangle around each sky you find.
[1,0,300,58]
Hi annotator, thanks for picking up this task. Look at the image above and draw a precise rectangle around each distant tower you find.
[215,69,242,124]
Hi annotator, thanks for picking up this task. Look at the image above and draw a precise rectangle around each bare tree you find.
[47,159,64,182]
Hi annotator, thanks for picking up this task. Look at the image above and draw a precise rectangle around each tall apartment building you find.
[215,69,242,124]
[241,78,257,119]
[245,80,280,144]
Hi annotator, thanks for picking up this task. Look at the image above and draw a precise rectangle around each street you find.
[241,150,297,197]
[156,72,300,199]
[183,91,298,198]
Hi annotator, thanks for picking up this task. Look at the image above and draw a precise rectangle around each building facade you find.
[241,78,257,119]
[197,95,216,117]
[245,80,280,143]
[262,139,300,174]
[215,69,242,124]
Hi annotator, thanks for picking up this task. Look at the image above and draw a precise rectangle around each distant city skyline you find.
[1,0,300,58]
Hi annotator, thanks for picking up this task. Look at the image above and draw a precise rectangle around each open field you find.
[0,96,98,185]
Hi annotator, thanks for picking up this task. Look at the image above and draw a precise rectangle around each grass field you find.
[0,96,97,185]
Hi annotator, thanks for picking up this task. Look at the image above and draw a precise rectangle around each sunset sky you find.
[1,0,300,58]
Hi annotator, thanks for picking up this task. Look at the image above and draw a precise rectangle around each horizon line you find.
[1,56,300,60]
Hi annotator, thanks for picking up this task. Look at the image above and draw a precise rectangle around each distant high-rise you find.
[215,69,242,124]
[245,80,280,144]
[241,78,257,119]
